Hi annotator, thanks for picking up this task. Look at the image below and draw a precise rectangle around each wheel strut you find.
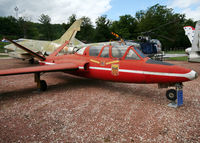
[34,73,47,91]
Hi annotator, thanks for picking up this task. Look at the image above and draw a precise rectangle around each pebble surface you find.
[0,59,199,142]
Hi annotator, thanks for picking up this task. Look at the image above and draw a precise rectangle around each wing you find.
[8,52,33,60]
[0,63,79,76]
[4,38,46,61]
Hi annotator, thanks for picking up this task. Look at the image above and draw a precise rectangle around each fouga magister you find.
[0,38,198,101]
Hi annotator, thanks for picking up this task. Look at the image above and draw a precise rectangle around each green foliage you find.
[39,14,51,25]
[77,16,95,43]
[110,15,137,39]
[165,50,185,54]
[0,42,9,53]
[39,14,53,40]
[135,4,193,51]
[167,56,188,61]
[0,16,22,39]
[94,15,112,42]
[62,14,77,31]
[0,4,197,50]
[0,55,9,57]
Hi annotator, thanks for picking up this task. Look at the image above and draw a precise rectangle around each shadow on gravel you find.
[47,75,161,100]
[0,74,164,102]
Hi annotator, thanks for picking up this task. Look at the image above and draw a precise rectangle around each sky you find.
[0,0,200,24]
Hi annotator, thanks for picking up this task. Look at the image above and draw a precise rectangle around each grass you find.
[164,50,187,61]
[0,48,5,53]
[165,50,185,54]
[0,55,9,57]
[167,56,188,61]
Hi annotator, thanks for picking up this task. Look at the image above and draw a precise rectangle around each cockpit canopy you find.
[76,45,147,60]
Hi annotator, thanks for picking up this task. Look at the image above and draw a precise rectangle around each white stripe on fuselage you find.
[37,62,194,80]
[40,61,55,65]
[79,66,195,80]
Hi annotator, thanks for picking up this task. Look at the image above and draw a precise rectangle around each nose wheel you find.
[166,89,177,101]
[166,83,183,108]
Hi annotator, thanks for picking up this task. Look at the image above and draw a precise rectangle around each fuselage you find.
[39,45,198,84]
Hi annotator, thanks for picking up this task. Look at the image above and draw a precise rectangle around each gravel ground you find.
[0,59,199,143]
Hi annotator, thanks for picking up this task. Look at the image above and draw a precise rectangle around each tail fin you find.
[183,26,195,44]
[191,21,200,51]
[4,38,46,61]
[54,19,83,45]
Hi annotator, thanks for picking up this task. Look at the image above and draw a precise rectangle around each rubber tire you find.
[29,58,35,64]
[166,89,177,101]
[40,80,47,91]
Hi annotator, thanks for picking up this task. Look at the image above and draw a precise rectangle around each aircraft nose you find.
[187,70,198,80]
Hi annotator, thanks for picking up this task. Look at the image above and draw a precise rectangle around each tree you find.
[0,16,22,39]
[94,15,112,42]
[111,15,137,40]
[135,4,188,50]
[18,16,39,39]
[38,14,52,40]
[62,14,77,31]
[76,16,95,43]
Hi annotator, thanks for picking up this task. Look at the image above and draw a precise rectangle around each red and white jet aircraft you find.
[0,38,198,101]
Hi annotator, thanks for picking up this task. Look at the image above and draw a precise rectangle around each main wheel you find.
[166,89,177,101]
[29,58,35,64]
[40,80,47,91]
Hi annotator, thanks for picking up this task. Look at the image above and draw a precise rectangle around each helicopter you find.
[111,32,163,60]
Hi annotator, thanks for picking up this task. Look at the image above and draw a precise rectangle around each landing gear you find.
[29,58,35,64]
[158,83,184,107]
[34,73,47,91]
[167,83,183,108]
[166,89,177,101]
[39,80,47,91]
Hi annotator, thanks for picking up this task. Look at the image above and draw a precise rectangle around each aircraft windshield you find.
[76,47,87,55]
[134,47,147,58]
[112,45,128,58]
[100,46,110,58]
[89,46,102,57]
[125,49,140,60]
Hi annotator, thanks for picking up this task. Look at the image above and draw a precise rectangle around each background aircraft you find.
[111,32,162,58]
[3,19,83,63]
[184,21,200,62]
[0,38,198,101]
[111,32,187,61]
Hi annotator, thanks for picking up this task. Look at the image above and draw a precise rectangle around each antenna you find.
[14,6,19,19]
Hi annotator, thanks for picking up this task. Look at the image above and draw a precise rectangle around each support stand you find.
[168,84,183,108]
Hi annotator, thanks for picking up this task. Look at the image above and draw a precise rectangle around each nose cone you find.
[186,70,198,80]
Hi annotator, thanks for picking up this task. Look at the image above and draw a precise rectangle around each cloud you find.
[0,0,112,24]
[182,7,200,20]
[169,0,200,8]
[168,0,200,20]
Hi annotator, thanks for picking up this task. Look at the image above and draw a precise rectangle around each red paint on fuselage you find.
[40,46,193,84]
